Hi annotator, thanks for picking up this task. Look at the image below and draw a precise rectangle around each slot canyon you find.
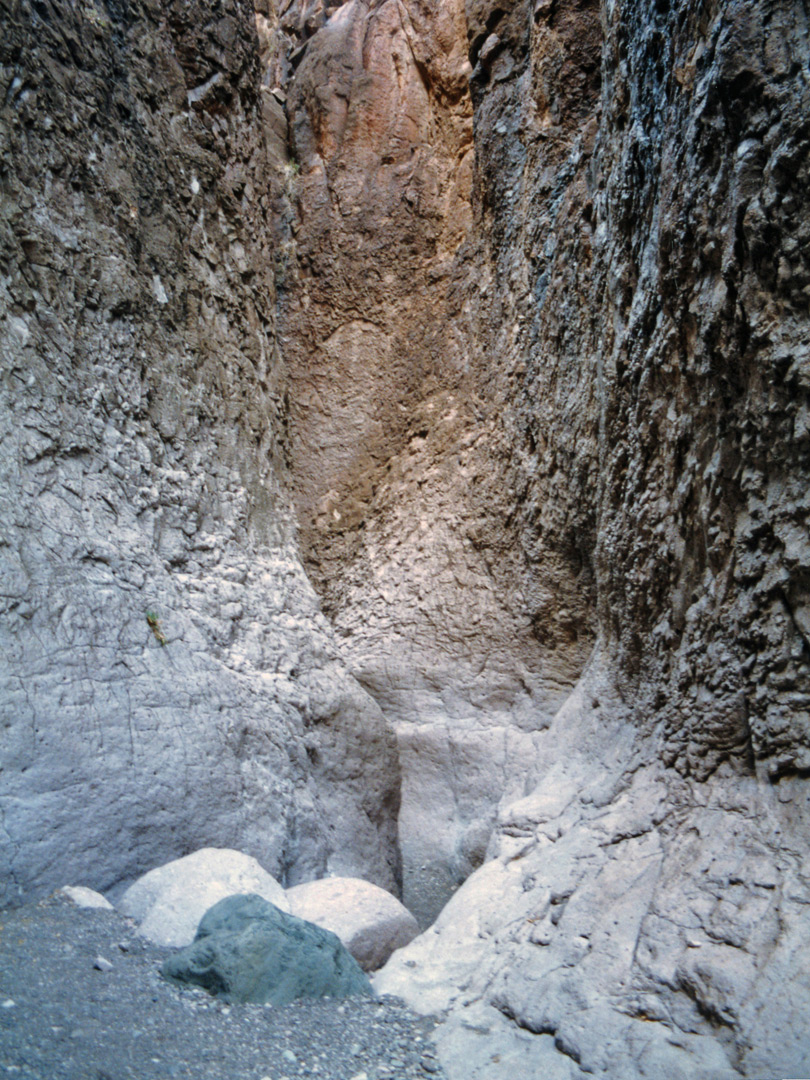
[2,0,810,1075]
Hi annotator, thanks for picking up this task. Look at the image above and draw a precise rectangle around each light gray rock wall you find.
[0,0,400,906]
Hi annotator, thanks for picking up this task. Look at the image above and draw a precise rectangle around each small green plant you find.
[145,610,167,646]
[282,159,300,198]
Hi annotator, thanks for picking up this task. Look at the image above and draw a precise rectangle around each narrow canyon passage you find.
[2,0,810,1077]
[272,0,599,926]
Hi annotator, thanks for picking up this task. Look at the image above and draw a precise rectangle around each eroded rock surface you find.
[3,0,810,1075]
[0,0,400,906]
[274,0,595,927]
[277,0,810,1076]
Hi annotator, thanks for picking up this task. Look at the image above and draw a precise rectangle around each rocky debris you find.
[0,0,401,908]
[58,886,114,911]
[161,893,372,1006]
[287,876,419,971]
[0,893,446,1079]
[117,848,289,948]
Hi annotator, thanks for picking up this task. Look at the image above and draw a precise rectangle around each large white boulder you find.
[286,876,419,971]
[117,848,289,947]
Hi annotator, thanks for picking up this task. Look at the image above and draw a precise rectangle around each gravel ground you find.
[0,895,446,1080]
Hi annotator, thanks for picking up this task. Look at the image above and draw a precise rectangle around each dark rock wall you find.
[0,0,400,905]
[595,0,810,779]
[375,2,810,1077]
[463,0,810,777]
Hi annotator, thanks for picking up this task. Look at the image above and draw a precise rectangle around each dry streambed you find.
[0,895,445,1080]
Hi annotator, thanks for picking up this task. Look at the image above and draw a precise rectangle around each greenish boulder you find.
[161,893,373,1005]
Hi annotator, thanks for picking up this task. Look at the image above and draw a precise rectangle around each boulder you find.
[58,885,114,910]
[286,876,419,971]
[118,848,289,947]
[161,893,372,1005]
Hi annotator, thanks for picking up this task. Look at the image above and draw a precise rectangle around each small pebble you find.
[94,956,113,972]
[282,1049,296,1064]
[2,999,16,1009]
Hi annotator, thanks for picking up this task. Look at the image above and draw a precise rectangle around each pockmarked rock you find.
[286,877,419,971]
[0,0,401,912]
[118,848,289,948]
[161,893,373,1005]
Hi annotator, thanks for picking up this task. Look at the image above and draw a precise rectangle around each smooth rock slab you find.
[161,893,373,1005]
[286,877,419,971]
[118,848,289,947]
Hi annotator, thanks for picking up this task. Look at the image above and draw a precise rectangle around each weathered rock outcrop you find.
[274,0,595,927]
[275,0,810,1076]
[3,0,810,1075]
[0,0,400,906]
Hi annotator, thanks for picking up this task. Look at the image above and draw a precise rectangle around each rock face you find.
[118,848,289,947]
[286,875,419,971]
[275,0,810,1076]
[0,0,400,906]
[275,0,584,927]
[3,0,810,1076]
[161,892,372,1005]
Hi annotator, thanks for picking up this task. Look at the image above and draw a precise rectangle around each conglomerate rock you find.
[0,0,400,906]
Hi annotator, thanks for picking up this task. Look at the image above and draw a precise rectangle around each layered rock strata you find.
[0,0,400,906]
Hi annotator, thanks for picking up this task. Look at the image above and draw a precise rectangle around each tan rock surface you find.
[276,0,592,926]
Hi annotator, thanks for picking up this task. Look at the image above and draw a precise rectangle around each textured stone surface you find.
[3,0,810,1076]
[161,892,372,1005]
[275,0,584,927]
[0,0,400,907]
[287,875,419,971]
[118,847,289,947]
[279,0,810,1076]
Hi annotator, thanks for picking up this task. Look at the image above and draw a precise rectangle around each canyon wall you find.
[273,0,810,1077]
[2,0,810,1077]
[0,0,400,906]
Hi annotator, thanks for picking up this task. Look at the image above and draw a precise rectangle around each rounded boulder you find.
[118,848,289,947]
[161,893,372,1005]
[286,876,419,971]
